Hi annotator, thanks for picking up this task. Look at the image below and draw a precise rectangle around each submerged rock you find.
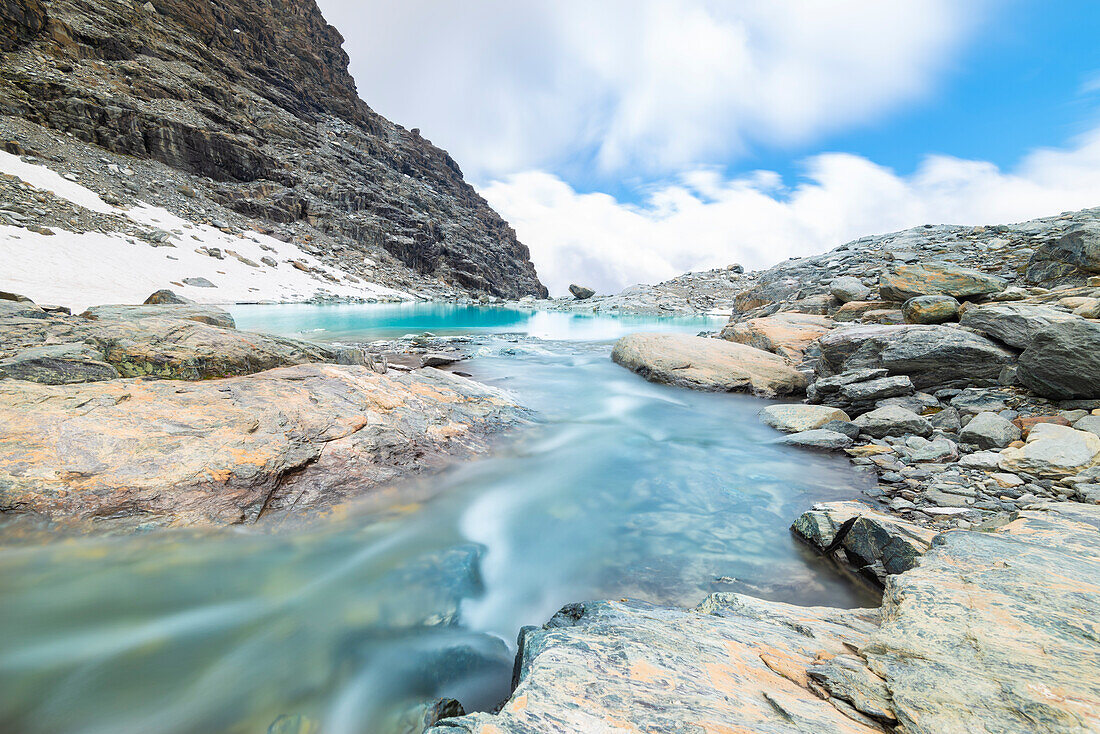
[611,332,807,397]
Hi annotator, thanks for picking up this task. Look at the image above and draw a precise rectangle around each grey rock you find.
[929,405,962,432]
[819,324,1015,390]
[0,342,120,384]
[829,276,870,303]
[853,405,933,438]
[143,289,193,305]
[879,261,1007,301]
[1073,415,1100,437]
[902,294,960,324]
[1017,319,1100,399]
[820,419,861,439]
[779,429,854,450]
[1025,223,1100,285]
[960,302,1078,349]
[568,284,595,300]
[958,411,1022,449]
[182,277,216,288]
[81,303,236,329]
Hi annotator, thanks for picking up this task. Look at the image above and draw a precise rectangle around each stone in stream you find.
[0,363,527,527]
[1016,319,1100,399]
[817,324,1014,390]
[792,500,935,580]
[610,332,807,397]
[878,261,1007,302]
[958,411,1021,449]
[759,404,850,433]
[998,423,1100,478]
[780,429,854,450]
[431,504,1100,734]
[720,311,832,363]
[901,294,959,324]
[568,284,595,300]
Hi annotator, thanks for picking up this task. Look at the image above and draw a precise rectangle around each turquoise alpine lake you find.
[0,304,878,734]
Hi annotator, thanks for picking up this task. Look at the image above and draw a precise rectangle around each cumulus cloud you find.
[481,128,1100,296]
[318,0,985,179]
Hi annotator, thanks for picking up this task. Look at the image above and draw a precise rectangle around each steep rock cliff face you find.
[0,0,547,298]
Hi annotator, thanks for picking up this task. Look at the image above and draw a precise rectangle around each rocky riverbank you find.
[434,207,1100,732]
[0,290,527,534]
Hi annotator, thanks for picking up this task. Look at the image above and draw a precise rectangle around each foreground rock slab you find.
[430,594,882,733]
[433,504,1100,733]
[611,332,807,397]
[0,364,525,527]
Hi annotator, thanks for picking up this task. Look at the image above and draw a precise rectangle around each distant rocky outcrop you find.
[0,0,546,298]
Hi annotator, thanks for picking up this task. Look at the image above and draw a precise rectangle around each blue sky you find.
[322,0,1100,294]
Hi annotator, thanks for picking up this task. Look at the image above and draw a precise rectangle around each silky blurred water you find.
[0,304,877,734]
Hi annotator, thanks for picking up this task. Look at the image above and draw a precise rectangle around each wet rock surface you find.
[433,504,1100,733]
[611,332,807,397]
[0,362,525,528]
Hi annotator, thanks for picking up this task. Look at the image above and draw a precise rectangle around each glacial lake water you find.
[0,304,877,734]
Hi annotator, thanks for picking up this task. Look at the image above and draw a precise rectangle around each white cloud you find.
[481,127,1100,296]
[318,0,985,179]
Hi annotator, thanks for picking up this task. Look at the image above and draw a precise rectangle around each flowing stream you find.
[0,304,877,734]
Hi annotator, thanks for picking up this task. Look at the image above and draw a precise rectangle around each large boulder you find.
[759,404,849,433]
[807,368,916,416]
[81,303,237,329]
[1024,224,1100,285]
[861,504,1100,733]
[428,594,882,734]
[143,289,194,305]
[958,411,1021,449]
[853,405,933,438]
[959,302,1079,349]
[0,364,526,526]
[793,501,935,579]
[998,423,1100,478]
[879,262,1007,302]
[779,429,854,450]
[901,295,959,324]
[611,333,807,397]
[829,276,871,303]
[0,342,120,384]
[719,312,832,363]
[434,504,1100,734]
[1016,319,1100,399]
[568,284,595,300]
[85,317,364,380]
[818,324,1015,390]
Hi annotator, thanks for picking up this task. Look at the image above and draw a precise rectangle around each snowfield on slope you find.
[0,151,414,312]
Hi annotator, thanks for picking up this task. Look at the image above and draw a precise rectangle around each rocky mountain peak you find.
[0,0,548,298]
